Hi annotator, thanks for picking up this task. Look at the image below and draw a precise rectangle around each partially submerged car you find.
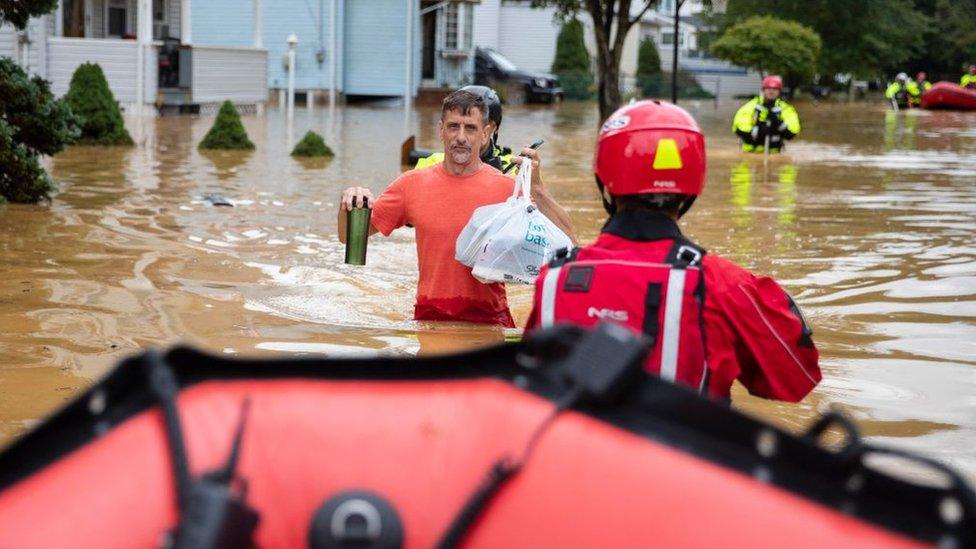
[474,47,563,104]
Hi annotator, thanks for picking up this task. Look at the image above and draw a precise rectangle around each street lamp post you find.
[287,33,298,125]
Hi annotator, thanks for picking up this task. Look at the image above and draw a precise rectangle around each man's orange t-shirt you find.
[370,163,516,326]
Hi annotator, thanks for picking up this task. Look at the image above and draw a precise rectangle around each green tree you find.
[64,63,134,146]
[0,0,56,29]
[291,131,334,157]
[636,37,662,97]
[711,16,821,84]
[199,101,255,150]
[0,6,79,204]
[927,0,976,76]
[551,19,594,100]
[531,1,663,121]
[721,0,928,77]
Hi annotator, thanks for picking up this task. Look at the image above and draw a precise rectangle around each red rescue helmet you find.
[761,75,783,89]
[594,100,706,212]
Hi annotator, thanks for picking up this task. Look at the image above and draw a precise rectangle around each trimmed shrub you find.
[291,131,334,157]
[636,38,663,97]
[0,57,79,203]
[63,63,133,146]
[199,101,255,150]
[551,19,594,100]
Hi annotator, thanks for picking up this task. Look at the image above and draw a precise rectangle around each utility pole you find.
[671,0,683,104]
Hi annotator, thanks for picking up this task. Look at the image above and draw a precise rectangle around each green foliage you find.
[636,38,662,97]
[199,101,255,151]
[0,57,79,203]
[638,72,714,100]
[722,0,927,77]
[711,16,821,82]
[291,131,334,157]
[925,0,976,76]
[551,19,593,100]
[64,63,134,146]
[0,0,57,29]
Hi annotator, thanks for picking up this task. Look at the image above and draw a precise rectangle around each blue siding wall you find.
[193,0,255,47]
[343,0,414,96]
[263,0,331,90]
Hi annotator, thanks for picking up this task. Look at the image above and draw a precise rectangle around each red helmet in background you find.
[761,75,784,89]
[594,100,706,204]
[916,71,927,81]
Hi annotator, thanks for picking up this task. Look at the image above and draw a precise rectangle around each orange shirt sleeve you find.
[370,174,410,236]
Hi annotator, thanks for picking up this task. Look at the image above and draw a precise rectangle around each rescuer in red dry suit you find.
[525,100,821,402]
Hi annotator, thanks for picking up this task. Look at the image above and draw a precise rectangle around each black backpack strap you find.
[548,246,579,268]
[665,237,705,268]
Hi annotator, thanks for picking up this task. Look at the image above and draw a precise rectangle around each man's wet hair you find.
[442,90,489,125]
[616,194,688,216]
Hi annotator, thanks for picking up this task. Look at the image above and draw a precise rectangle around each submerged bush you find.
[199,101,255,150]
[63,62,133,146]
[291,131,334,157]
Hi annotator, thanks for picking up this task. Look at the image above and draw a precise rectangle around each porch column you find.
[181,0,192,44]
[253,0,262,48]
[55,1,64,37]
[136,0,152,112]
[329,0,337,106]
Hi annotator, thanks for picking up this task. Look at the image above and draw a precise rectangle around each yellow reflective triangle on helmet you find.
[652,138,683,170]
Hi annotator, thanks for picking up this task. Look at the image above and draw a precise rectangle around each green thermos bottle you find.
[344,198,371,265]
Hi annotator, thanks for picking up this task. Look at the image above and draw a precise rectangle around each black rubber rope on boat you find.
[145,350,193,506]
[436,386,584,549]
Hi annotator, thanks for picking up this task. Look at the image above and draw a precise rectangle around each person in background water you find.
[732,75,800,153]
[338,90,575,327]
[915,71,932,93]
[525,100,821,402]
[962,65,976,90]
[885,72,921,109]
[415,85,514,171]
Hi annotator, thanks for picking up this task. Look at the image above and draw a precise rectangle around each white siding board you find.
[0,24,19,60]
[191,46,267,104]
[497,3,561,74]
[48,38,140,102]
[472,0,500,49]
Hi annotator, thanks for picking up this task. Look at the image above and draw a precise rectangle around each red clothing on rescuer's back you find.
[369,163,516,326]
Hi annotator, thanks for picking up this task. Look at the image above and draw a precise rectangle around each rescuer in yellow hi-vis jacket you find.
[885,72,921,109]
[962,65,976,90]
[732,75,800,153]
[415,85,515,171]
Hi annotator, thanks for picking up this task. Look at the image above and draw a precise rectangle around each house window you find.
[443,2,473,51]
[153,0,166,22]
[106,0,128,38]
[445,3,458,50]
[660,32,684,46]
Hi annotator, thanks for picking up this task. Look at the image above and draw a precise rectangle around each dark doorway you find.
[421,2,437,80]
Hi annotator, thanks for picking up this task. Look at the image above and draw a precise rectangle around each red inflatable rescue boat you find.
[0,324,972,548]
[921,81,976,110]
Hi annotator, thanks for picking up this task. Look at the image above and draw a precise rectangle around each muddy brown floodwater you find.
[1,100,974,481]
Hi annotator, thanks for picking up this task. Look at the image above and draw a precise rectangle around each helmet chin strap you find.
[677,195,696,218]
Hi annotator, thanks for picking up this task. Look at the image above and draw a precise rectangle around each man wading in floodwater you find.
[338,90,575,327]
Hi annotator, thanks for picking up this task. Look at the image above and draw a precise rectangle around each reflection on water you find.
[1,100,974,480]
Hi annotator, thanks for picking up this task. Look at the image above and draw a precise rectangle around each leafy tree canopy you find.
[720,0,927,77]
[0,0,56,29]
[711,16,821,82]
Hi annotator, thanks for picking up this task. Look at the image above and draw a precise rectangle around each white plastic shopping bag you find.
[455,158,572,284]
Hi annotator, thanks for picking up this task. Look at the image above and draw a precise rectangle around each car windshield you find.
[486,50,518,72]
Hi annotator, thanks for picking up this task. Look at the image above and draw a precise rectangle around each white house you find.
[0,0,269,114]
